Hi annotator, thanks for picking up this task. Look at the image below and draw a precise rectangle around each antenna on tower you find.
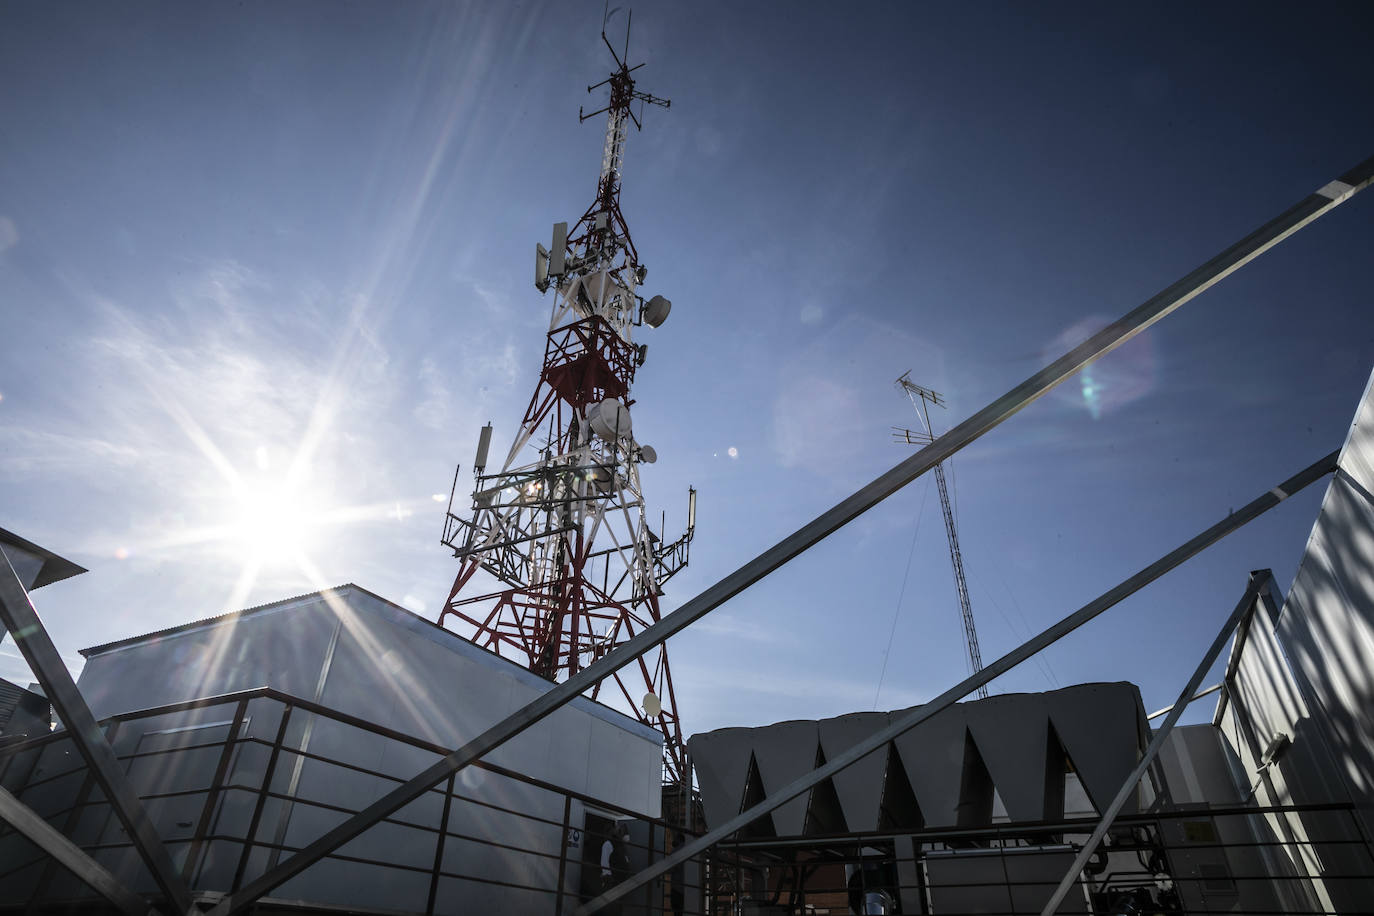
[893,371,989,699]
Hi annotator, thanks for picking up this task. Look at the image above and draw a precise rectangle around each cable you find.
[969,566,1062,690]
[873,477,931,710]
[969,568,1056,690]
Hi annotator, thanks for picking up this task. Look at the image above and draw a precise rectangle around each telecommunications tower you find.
[439,18,695,782]
[893,372,988,699]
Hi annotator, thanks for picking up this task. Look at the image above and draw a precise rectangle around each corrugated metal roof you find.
[77,582,664,745]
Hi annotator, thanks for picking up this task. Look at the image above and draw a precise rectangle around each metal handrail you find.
[0,685,697,914]
[0,684,667,825]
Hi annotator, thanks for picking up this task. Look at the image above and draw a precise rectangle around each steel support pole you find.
[1146,681,1223,720]
[572,456,1334,915]
[1037,572,1273,916]
[1211,577,1269,727]
[204,153,1374,916]
[0,784,152,916]
[0,550,193,915]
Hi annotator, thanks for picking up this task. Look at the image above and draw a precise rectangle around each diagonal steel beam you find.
[205,153,1374,916]
[0,550,193,915]
[0,783,153,916]
[1146,681,1223,720]
[574,456,1334,914]
[1038,571,1274,915]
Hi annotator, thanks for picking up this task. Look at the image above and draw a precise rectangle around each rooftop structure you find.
[690,683,1151,839]
[2,585,666,913]
[0,527,85,593]
[73,583,664,814]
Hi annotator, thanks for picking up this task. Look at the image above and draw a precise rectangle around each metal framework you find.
[0,783,149,916]
[894,373,988,698]
[708,801,1374,914]
[574,452,1339,915]
[0,684,687,915]
[0,549,193,915]
[1037,570,1275,915]
[199,153,1374,916]
[437,18,693,783]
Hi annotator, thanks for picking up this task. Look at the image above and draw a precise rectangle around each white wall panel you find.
[1276,369,1374,836]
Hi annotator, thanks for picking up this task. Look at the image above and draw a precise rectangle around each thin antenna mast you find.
[893,372,989,699]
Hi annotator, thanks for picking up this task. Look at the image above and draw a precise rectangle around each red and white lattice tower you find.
[439,29,694,783]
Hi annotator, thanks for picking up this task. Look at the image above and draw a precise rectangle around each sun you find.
[231,479,315,563]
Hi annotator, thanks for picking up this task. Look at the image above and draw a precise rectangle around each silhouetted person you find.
[669,833,686,916]
[600,825,631,915]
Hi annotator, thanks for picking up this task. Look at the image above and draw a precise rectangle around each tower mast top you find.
[576,9,670,264]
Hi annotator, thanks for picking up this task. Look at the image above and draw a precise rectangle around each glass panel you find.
[277,856,430,913]
[228,741,271,788]
[124,744,224,796]
[194,839,245,892]
[17,768,84,819]
[334,819,438,870]
[212,787,259,839]
[243,697,285,740]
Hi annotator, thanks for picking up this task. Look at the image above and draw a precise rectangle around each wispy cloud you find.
[414,358,452,430]
[0,427,146,476]
[34,263,408,589]
[689,612,801,647]
[770,314,946,481]
[0,641,84,686]
[0,216,18,253]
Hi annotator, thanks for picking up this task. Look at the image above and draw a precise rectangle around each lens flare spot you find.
[1044,315,1157,419]
[727,447,739,459]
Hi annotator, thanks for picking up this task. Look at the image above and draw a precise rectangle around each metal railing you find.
[3,687,1370,914]
[700,803,1374,916]
[0,686,707,915]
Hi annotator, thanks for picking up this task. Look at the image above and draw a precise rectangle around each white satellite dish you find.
[588,399,632,441]
[643,294,671,327]
[641,692,662,717]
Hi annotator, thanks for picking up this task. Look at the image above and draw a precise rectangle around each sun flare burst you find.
[231,479,315,563]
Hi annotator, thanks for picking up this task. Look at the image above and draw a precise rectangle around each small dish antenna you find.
[641,692,662,717]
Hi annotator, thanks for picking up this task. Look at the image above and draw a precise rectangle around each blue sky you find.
[2,2,1373,739]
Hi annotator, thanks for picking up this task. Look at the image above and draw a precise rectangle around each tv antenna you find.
[579,6,670,237]
[893,371,989,698]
